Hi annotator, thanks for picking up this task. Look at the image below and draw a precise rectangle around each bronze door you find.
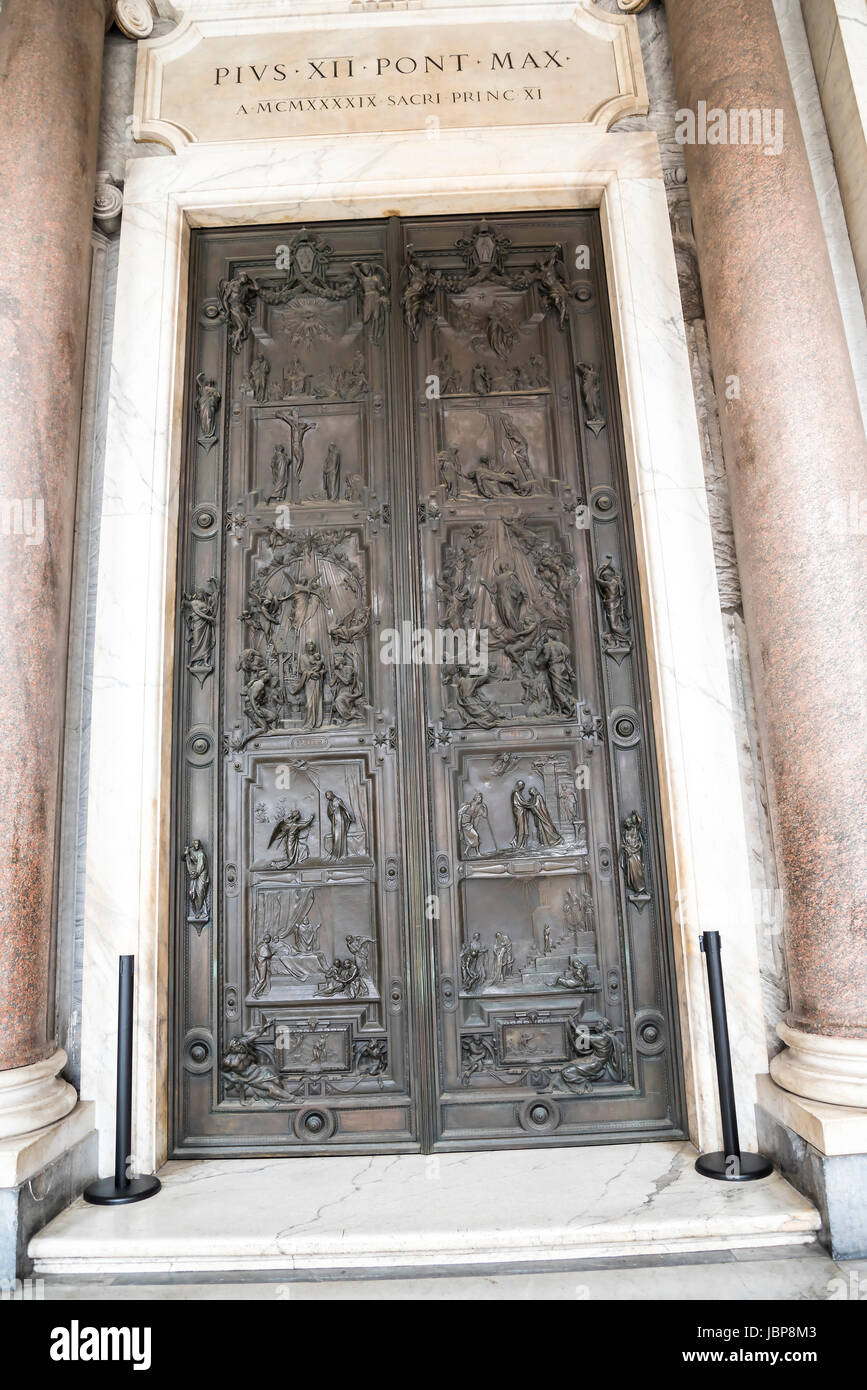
[172,213,684,1155]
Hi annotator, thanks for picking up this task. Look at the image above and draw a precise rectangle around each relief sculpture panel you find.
[406,213,682,1141]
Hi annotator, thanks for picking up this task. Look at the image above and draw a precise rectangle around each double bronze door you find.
[172,212,684,1155]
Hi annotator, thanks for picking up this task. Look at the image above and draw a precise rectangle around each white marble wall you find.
[55,234,119,1091]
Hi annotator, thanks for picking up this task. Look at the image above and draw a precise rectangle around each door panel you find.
[171,213,684,1155]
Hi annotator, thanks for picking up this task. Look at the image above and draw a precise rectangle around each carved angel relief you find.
[401,219,576,342]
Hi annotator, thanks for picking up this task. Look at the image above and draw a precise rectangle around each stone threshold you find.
[29,1141,821,1276]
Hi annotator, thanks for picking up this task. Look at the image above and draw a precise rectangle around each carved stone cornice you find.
[106,0,158,39]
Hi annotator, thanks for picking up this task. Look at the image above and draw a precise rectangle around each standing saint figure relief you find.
[322,442,341,501]
[195,372,221,447]
[182,577,219,686]
[438,446,462,499]
[268,444,291,504]
[182,839,210,924]
[491,932,516,985]
[595,554,632,658]
[576,361,606,435]
[351,261,390,344]
[249,350,271,404]
[289,639,327,729]
[535,633,575,716]
[325,789,355,860]
[620,809,649,902]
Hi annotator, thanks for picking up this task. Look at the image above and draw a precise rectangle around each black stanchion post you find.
[695,931,772,1181]
[84,955,161,1205]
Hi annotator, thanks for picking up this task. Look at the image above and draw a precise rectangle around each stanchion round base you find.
[695,1151,773,1182]
[83,1174,161,1206]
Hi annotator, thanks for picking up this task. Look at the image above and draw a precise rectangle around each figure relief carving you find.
[221,1022,297,1104]
[351,261,391,344]
[460,932,488,992]
[510,779,563,850]
[457,792,495,857]
[195,372,221,452]
[594,554,633,662]
[439,415,545,500]
[217,271,259,354]
[431,349,550,398]
[401,220,577,342]
[268,410,317,503]
[182,838,211,931]
[250,885,377,1005]
[458,1005,621,1094]
[456,751,586,863]
[438,519,577,727]
[461,1033,498,1082]
[244,350,271,403]
[561,1015,624,1093]
[182,577,219,686]
[237,528,370,742]
[620,809,651,906]
[258,229,390,350]
[325,789,354,860]
[268,804,315,868]
[576,362,606,436]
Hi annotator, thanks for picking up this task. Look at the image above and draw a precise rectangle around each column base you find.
[0,1101,97,1282]
[757,1075,867,1259]
[770,1023,867,1108]
[0,1049,77,1141]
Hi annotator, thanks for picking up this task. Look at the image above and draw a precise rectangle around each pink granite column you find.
[0,0,111,1133]
[665,0,867,1104]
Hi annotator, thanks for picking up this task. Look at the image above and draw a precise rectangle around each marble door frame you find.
[82,123,769,1174]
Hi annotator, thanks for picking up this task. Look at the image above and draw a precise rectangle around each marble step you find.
[29,1141,821,1276]
[38,1248,858,1301]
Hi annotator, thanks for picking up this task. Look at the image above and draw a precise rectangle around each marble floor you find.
[29,1140,821,1278]
[35,1246,867,1301]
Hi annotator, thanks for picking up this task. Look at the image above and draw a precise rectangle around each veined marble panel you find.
[29,1142,819,1274]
